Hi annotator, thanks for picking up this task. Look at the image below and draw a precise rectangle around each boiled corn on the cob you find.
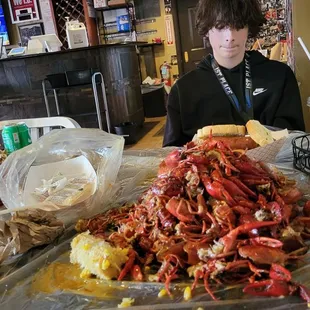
[70,231,129,280]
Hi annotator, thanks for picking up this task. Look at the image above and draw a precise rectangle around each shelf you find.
[138,42,163,48]
[95,3,133,11]
[104,30,130,36]
[103,33,129,38]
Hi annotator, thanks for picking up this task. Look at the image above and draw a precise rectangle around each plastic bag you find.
[0,129,124,226]
[1,238,309,310]
[112,148,176,205]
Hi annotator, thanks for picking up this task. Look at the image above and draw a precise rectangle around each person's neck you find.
[213,52,245,69]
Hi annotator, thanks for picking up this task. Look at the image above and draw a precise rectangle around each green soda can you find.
[17,122,32,147]
[1,124,22,154]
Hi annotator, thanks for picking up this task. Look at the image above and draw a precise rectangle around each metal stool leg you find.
[42,79,51,117]
[92,72,111,132]
[53,89,60,115]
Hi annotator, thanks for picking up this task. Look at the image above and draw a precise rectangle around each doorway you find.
[172,0,211,75]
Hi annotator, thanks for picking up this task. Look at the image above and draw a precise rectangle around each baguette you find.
[246,120,274,146]
[197,124,246,139]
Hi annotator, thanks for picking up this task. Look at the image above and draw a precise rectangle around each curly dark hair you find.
[195,0,266,38]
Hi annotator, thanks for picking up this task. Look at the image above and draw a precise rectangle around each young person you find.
[163,0,305,147]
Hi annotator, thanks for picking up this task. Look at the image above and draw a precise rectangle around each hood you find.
[197,50,269,71]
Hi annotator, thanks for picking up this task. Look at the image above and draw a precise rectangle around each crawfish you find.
[157,206,176,229]
[218,221,278,254]
[290,216,310,239]
[184,241,210,265]
[201,173,237,206]
[209,198,236,232]
[228,176,257,199]
[233,157,269,176]
[189,260,222,301]
[237,236,284,248]
[175,221,215,243]
[157,254,185,295]
[165,197,196,223]
[151,175,184,197]
[304,201,310,217]
[244,264,310,302]
[206,149,239,176]
[211,169,250,201]
[278,186,303,205]
[163,149,182,169]
[238,245,301,266]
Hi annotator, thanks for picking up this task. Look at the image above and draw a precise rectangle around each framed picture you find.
[18,23,44,47]
[8,0,40,24]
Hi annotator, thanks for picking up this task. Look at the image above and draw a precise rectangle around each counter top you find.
[0,42,161,62]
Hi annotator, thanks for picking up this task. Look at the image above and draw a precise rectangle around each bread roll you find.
[197,125,246,139]
[246,120,274,146]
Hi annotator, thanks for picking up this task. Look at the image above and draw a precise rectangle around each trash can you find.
[141,84,167,117]
[114,122,138,145]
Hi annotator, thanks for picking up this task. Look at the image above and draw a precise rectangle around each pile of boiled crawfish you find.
[76,138,310,302]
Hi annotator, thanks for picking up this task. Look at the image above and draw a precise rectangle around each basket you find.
[292,134,310,174]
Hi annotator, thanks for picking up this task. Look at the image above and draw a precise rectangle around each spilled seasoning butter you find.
[31,262,123,298]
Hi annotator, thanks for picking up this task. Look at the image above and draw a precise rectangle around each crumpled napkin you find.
[0,209,64,264]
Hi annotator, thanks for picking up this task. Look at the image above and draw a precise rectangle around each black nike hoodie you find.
[163,51,305,147]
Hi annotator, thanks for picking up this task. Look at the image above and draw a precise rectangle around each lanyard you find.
[210,53,254,123]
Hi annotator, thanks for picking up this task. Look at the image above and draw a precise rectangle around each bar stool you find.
[42,70,111,132]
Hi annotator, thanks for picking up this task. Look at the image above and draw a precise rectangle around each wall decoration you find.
[285,0,294,70]
[171,55,177,65]
[8,0,40,24]
[39,0,57,34]
[164,0,172,15]
[165,14,175,46]
[18,22,44,46]
[93,0,108,9]
[247,0,287,51]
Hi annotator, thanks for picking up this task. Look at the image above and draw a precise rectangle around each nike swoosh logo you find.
[253,88,267,96]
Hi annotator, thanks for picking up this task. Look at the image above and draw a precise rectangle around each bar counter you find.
[0,43,145,129]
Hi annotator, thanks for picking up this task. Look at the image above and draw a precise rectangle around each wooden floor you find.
[125,116,166,150]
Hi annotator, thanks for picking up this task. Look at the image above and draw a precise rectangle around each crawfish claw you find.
[270,264,292,282]
[299,284,310,302]
[243,279,290,297]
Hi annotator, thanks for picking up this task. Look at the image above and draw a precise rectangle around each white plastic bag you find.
[0,129,124,226]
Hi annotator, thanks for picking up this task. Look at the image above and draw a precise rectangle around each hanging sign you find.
[164,14,175,46]
[8,0,40,24]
